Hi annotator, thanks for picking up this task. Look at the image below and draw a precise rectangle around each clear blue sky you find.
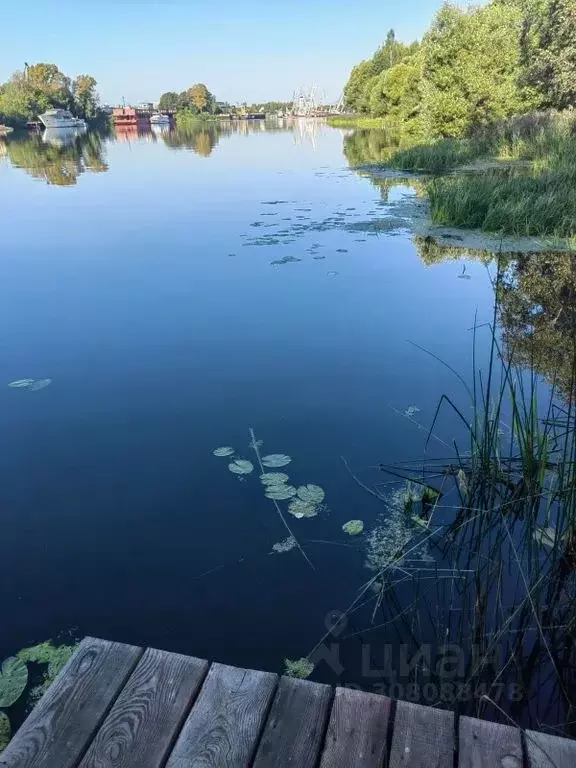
[0,1,448,105]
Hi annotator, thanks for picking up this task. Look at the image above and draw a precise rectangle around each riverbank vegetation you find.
[343,0,575,137]
[0,64,104,127]
[339,1,576,239]
[394,111,576,238]
[327,116,388,129]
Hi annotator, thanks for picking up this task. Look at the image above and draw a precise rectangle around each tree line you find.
[0,63,102,127]
[343,0,576,137]
[158,84,217,114]
[159,86,292,117]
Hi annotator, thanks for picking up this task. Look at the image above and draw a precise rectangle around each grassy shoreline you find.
[327,115,388,129]
[372,112,576,241]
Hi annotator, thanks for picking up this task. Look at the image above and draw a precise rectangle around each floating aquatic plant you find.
[365,488,429,572]
[260,472,290,486]
[270,256,302,266]
[28,379,52,391]
[297,485,325,504]
[0,658,28,708]
[228,459,254,475]
[288,499,318,519]
[265,485,298,501]
[7,378,52,391]
[213,446,235,457]
[7,379,34,388]
[17,641,76,703]
[249,429,314,570]
[271,536,297,554]
[342,520,364,536]
[0,713,10,753]
[284,657,314,679]
[262,454,292,468]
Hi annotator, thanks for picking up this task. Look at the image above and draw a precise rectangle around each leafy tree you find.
[177,91,197,113]
[369,57,423,133]
[26,63,73,110]
[72,75,99,119]
[372,30,419,73]
[0,63,102,126]
[158,91,180,111]
[344,60,376,112]
[421,3,537,137]
[186,83,215,113]
[344,31,421,114]
[0,78,37,125]
[523,0,576,108]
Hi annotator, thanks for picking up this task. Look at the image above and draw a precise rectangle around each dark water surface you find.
[0,123,499,697]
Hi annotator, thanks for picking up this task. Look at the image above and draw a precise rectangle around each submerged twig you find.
[249,427,315,570]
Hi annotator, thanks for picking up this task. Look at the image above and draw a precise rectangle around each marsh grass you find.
[387,138,489,174]
[326,116,388,129]
[381,110,576,239]
[309,264,576,730]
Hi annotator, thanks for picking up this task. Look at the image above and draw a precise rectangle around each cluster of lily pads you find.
[8,378,52,391]
[0,640,76,752]
[213,445,327,521]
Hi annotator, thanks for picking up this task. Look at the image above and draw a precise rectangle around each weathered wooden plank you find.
[165,663,278,768]
[252,676,332,768]
[389,700,454,768]
[319,687,392,768]
[0,637,142,768]
[525,729,576,768]
[458,716,523,768]
[79,648,209,768]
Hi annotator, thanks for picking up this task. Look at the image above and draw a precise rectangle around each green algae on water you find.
[284,657,314,679]
[342,520,364,536]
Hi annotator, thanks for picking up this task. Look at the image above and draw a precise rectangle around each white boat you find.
[39,109,86,129]
[150,113,171,126]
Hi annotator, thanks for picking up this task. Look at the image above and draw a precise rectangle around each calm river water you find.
[0,120,526,719]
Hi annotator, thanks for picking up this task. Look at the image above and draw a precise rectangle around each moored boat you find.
[150,113,171,126]
[39,109,86,129]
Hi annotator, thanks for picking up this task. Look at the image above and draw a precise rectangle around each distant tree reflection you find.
[5,128,109,185]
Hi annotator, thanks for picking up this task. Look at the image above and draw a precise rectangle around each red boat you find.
[112,107,152,129]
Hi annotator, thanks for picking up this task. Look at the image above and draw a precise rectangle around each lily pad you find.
[262,454,292,468]
[265,485,297,501]
[288,499,318,519]
[271,536,297,554]
[228,459,254,475]
[342,520,364,536]
[0,712,10,753]
[8,379,34,388]
[28,378,52,391]
[213,446,235,457]
[284,657,314,679]
[0,657,28,708]
[260,473,290,486]
[297,485,325,504]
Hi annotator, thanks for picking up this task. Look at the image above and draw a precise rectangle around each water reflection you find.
[160,117,313,157]
[3,129,109,185]
[412,236,576,400]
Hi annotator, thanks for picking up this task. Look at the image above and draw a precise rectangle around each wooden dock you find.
[1,637,575,767]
